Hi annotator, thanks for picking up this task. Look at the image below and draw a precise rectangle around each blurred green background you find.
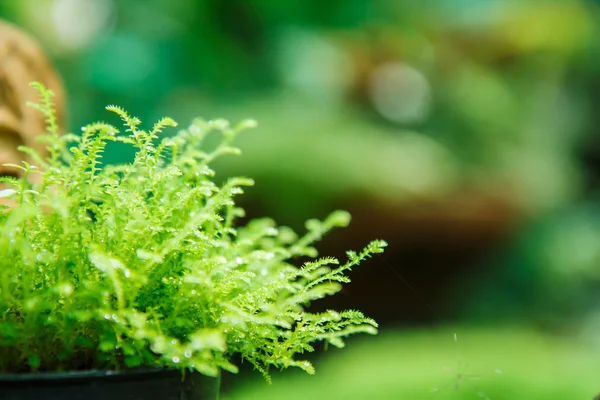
[3,0,600,397]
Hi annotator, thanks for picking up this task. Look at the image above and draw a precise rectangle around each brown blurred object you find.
[311,191,518,326]
[0,19,65,179]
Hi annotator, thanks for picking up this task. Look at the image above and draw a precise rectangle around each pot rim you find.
[0,367,181,382]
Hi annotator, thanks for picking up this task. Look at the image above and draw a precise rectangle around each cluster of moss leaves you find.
[0,83,386,380]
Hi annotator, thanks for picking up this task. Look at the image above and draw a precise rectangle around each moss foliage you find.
[0,83,386,380]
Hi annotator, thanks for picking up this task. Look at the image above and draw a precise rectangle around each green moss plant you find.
[0,83,386,381]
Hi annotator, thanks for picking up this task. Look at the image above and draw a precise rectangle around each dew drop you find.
[172,356,180,363]
[184,350,192,358]
[216,256,227,265]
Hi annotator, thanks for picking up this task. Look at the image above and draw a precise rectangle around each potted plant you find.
[0,83,386,399]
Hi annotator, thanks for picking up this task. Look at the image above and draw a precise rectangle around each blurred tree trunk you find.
[0,19,65,179]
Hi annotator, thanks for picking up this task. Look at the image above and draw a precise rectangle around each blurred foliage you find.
[1,0,598,215]
[461,199,600,330]
[224,325,600,399]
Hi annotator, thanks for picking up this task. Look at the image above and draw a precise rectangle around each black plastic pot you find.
[0,368,219,400]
